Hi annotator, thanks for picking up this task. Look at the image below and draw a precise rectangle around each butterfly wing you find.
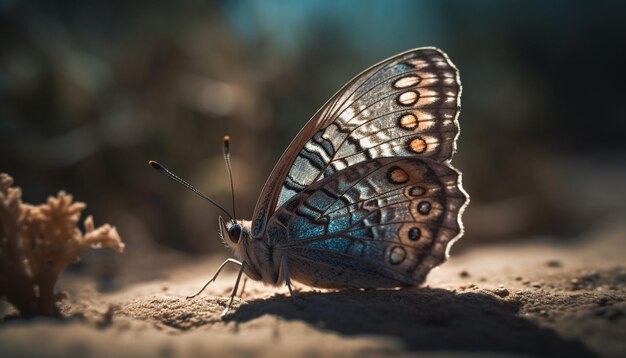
[265,157,468,288]
[252,47,461,238]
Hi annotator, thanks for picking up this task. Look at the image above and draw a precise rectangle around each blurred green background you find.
[2,0,625,265]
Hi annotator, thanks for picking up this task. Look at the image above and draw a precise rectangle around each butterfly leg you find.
[221,261,246,317]
[238,277,248,298]
[187,258,243,299]
[281,256,296,300]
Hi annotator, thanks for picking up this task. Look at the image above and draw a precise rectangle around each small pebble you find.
[459,270,470,278]
[515,276,523,281]
[531,282,542,288]
[546,260,562,268]
[493,286,510,297]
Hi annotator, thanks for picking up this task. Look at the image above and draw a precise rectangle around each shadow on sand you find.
[225,288,593,357]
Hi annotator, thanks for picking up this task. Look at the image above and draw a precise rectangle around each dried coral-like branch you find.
[0,173,124,317]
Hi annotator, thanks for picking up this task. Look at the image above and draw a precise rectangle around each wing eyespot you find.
[387,166,410,184]
[398,113,418,130]
[393,75,421,89]
[408,137,427,153]
[408,227,421,241]
[417,201,432,215]
[397,91,419,106]
[408,186,426,197]
[389,246,407,265]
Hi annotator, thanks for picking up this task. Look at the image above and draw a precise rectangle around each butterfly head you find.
[221,217,242,244]
[219,216,252,251]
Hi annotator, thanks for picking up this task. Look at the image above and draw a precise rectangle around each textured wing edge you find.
[441,162,469,260]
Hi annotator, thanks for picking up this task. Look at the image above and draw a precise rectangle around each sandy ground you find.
[1,217,625,358]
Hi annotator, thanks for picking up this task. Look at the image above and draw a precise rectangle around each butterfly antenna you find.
[148,160,233,221]
[223,136,237,220]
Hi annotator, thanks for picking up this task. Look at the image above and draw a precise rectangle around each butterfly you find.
[150,47,468,316]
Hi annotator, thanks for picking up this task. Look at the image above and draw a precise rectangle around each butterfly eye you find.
[228,224,242,244]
